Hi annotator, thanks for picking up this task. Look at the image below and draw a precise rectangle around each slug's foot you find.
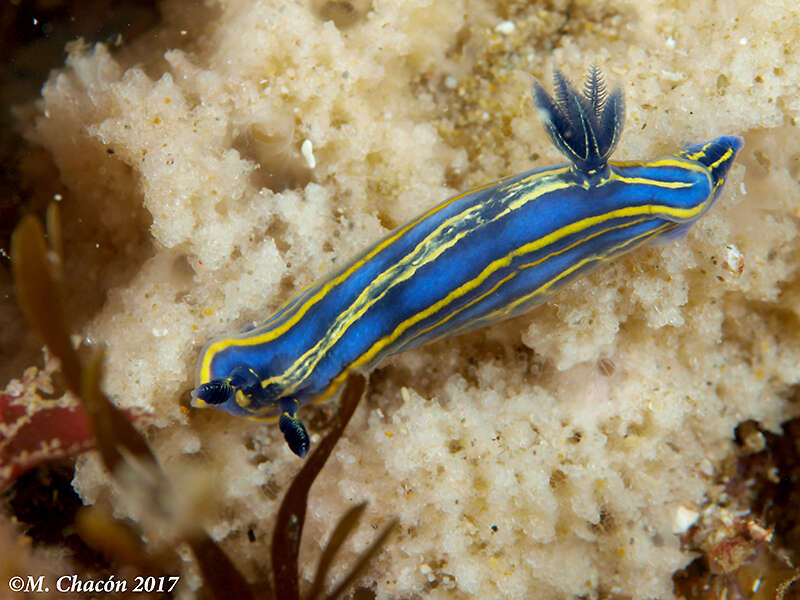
[279,411,310,458]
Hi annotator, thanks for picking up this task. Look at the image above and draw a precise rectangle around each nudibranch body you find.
[192,68,743,457]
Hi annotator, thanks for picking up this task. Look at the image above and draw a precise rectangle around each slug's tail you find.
[676,135,744,196]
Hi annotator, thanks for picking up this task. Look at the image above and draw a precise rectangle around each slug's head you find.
[191,365,266,417]
[533,65,625,179]
[191,361,310,457]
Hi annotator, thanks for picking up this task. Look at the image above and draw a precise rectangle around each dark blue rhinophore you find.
[533,65,625,178]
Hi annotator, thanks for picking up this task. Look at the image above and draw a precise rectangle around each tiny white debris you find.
[53,193,62,201]
[301,139,316,169]
[444,75,458,89]
[495,20,516,35]
[180,29,188,36]
[665,35,676,49]
[672,505,699,534]
[723,243,745,279]
[152,327,169,337]
[739,181,747,195]
[419,563,433,575]
[747,520,773,542]
[700,458,714,476]
[660,69,686,82]
[739,37,748,45]
[181,433,201,453]
[720,508,735,527]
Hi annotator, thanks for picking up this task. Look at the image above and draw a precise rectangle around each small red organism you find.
[0,364,147,491]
